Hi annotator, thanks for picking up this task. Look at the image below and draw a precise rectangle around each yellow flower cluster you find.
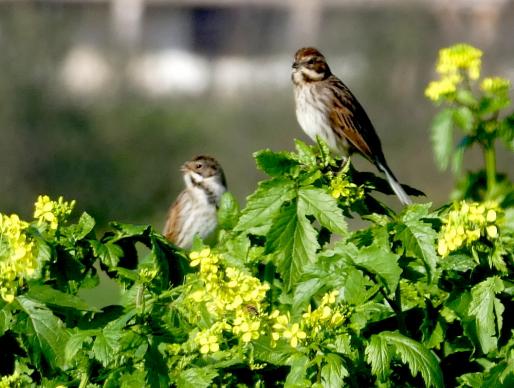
[269,310,307,348]
[194,321,230,354]
[188,248,269,317]
[232,311,261,343]
[425,43,483,102]
[34,195,75,231]
[188,248,270,348]
[330,173,364,203]
[0,214,37,303]
[268,290,349,349]
[436,44,482,80]
[437,201,500,257]
[425,74,462,102]
[302,290,349,334]
[480,77,511,94]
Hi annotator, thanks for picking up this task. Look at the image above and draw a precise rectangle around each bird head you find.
[292,47,332,84]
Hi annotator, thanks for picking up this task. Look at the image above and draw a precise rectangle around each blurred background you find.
[1,0,514,230]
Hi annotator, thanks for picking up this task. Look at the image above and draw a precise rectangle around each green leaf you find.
[431,108,454,171]
[298,187,347,235]
[321,354,348,387]
[266,200,320,291]
[453,106,474,133]
[468,276,505,354]
[285,353,311,387]
[235,178,296,235]
[27,285,100,312]
[90,240,124,268]
[92,325,122,367]
[294,139,317,165]
[217,192,240,230]
[16,295,70,369]
[75,212,96,240]
[254,149,299,177]
[395,204,438,282]
[65,330,95,364]
[365,333,391,380]
[366,331,443,388]
[110,222,151,240]
[293,278,324,313]
[0,304,12,336]
[353,245,401,294]
[253,340,291,365]
[176,367,218,388]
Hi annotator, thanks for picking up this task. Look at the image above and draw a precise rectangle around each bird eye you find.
[307,58,316,65]
[195,162,203,169]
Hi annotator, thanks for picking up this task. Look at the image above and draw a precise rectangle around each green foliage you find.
[426,44,514,200]
[1,44,513,387]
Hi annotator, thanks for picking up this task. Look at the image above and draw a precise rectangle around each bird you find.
[291,47,412,205]
[163,155,227,249]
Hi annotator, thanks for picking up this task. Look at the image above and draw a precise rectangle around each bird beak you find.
[180,162,192,173]
[292,61,299,69]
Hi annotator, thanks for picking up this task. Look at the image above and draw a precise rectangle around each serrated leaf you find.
[468,276,505,354]
[110,222,150,240]
[453,106,474,133]
[235,178,296,235]
[254,149,300,177]
[340,267,373,305]
[285,353,310,387]
[65,330,95,364]
[0,305,12,336]
[16,295,70,369]
[93,325,122,367]
[321,354,348,387]
[217,192,240,230]
[293,278,324,313]
[395,204,438,283]
[353,245,401,294]
[27,285,100,312]
[90,240,123,268]
[365,334,391,380]
[431,108,454,171]
[298,187,347,235]
[253,340,291,365]
[75,212,96,240]
[294,139,317,165]
[366,331,443,388]
[176,367,218,388]
[266,201,320,291]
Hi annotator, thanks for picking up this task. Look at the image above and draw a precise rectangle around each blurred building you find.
[6,0,511,98]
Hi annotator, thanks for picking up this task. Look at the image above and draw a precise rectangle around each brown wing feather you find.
[163,191,186,244]
[327,75,387,166]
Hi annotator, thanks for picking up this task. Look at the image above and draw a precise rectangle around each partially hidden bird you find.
[292,47,412,205]
[163,155,227,248]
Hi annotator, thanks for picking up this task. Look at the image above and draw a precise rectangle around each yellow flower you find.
[330,174,364,202]
[438,201,501,257]
[480,77,511,94]
[486,209,497,223]
[283,323,306,348]
[0,213,39,302]
[198,335,219,354]
[33,195,75,231]
[232,314,261,343]
[436,44,482,80]
[486,225,498,239]
[424,74,461,102]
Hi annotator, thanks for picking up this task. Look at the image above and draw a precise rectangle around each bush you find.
[1,44,513,387]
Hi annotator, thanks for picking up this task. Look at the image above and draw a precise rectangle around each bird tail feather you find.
[377,162,412,206]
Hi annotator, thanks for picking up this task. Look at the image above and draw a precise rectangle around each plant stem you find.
[483,141,496,195]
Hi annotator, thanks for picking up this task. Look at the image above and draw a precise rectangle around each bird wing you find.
[163,191,186,245]
[327,76,386,165]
